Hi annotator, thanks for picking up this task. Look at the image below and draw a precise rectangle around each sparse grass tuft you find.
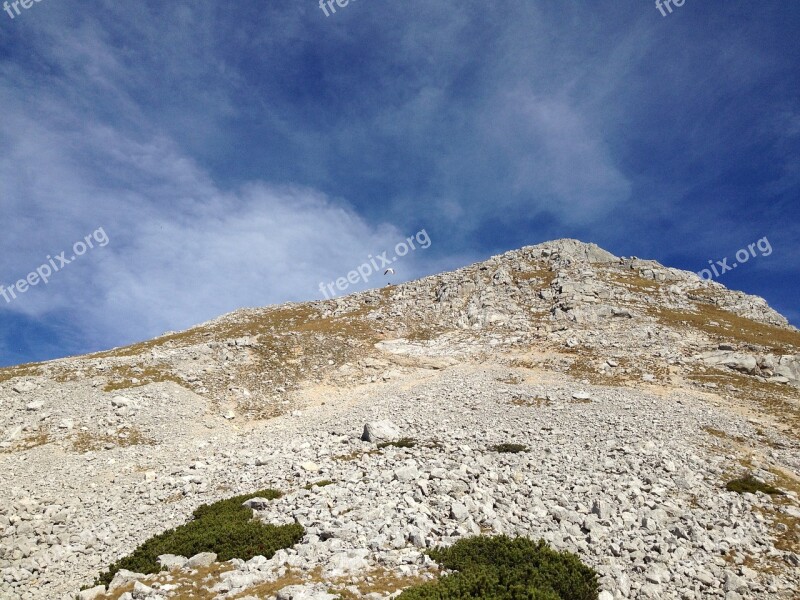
[510,396,551,407]
[303,480,334,490]
[397,535,598,600]
[491,443,528,454]
[378,437,417,449]
[102,365,186,392]
[91,489,303,588]
[726,475,783,496]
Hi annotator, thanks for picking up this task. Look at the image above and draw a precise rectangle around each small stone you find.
[242,497,273,510]
[111,395,132,407]
[724,572,746,592]
[450,502,469,522]
[12,381,36,393]
[592,499,612,520]
[394,466,420,482]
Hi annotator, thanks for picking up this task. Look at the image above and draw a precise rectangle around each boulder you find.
[697,351,758,374]
[109,569,147,591]
[361,420,401,443]
[111,395,133,408]
[187,552,217,568]
[157,554,188,571]
[775,355,800,386]
[78,586,107,600]
[132,581,159,599]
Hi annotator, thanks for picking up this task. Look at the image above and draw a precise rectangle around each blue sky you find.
[0,0,798,367]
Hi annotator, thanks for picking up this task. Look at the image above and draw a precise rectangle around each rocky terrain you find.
[0,239,798,599]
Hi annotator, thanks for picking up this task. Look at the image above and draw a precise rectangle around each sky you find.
[0,0,798,367]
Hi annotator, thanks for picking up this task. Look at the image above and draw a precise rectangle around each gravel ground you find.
[3,365,798,599]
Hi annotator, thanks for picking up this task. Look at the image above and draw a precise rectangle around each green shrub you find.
[726,475,783,496]
[492,443,528,454]
[92,489,303,587]
[378,437,418,449]
[398,535,599,600]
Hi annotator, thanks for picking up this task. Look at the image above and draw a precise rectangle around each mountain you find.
[1,239,798,599]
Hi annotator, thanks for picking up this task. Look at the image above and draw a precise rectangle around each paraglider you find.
[384,268,395,288]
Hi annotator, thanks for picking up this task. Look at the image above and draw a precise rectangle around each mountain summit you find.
[1,239,799,599]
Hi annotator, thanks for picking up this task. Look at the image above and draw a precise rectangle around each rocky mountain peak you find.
[1,239,798,599]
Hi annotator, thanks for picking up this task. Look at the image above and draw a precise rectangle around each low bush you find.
[492,443,528,454]
[92,489,303,587]
[398,535,599,600]
[726,475,783,496]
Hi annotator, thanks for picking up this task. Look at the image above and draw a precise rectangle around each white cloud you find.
[0,84,413,350]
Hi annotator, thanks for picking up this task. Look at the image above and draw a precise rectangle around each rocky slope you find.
[0,239,798,599]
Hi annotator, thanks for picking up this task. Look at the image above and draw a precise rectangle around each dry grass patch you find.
[603,269,662,293]
[0,364,44,384]
[102,365,186,392]
[96,562,237,600]
[565,355,645,387]
[0,428,51,453]
[702,426,748,444]
[71,428,156,453]
[236,566,439,600]
[513,263,556,288]
[721,458,800,570]
[228,569,313,599]
[497,373,524,385]
[762,469,800,555]
[378,438,417,449]
[334,449,380,462]
[650,302,800,355]
[689,369,800,433]
[335,567,439,599]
